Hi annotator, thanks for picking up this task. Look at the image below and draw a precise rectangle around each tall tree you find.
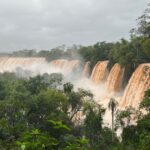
[108,98,118,142]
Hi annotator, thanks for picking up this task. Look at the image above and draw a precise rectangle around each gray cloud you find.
[0,0,148,52]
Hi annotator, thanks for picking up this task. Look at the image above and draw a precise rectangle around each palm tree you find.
[108,97,118,142]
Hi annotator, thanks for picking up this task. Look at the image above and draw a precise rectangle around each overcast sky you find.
[0,0,148,52]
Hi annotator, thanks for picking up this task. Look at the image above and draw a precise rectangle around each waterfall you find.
[90,61,109,84]
[0,57,80,76]
[49,59,80,74]
[106,63,125,92]
[82,61,90,77]
[0,57,46,72]
[120,63,150,108]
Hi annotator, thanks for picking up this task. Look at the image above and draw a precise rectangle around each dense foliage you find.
[0,72,149,150]
[0,72,117,150]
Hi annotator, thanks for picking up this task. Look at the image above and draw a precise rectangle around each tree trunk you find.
[112,110,114,142]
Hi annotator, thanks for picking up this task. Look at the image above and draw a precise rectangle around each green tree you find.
[140,89,150,112]
[108,98,118,142]
[63,82,73,94]
[83,101,105,149]
[24,75,47,95]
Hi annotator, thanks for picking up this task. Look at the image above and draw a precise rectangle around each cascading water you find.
[106,63,125,92]
[0,57,80,76]
[90,61,109,84]
[82,61,90,77]
[49,59,80,75]
[120,63,150,108]
[0,57,46,72]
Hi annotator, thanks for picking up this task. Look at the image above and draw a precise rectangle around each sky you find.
[0,0,149,52]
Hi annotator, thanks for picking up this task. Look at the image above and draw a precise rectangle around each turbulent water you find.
[0,57,46,72]
[82,61,90,77]
[88,62,150,127]
[0,57,149,110]
[106,63,125,92]
[49,59,81,75]
[90,61,109,84]
[120,63,150,108]
[0,57,80,76]
[90,62,150,108]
